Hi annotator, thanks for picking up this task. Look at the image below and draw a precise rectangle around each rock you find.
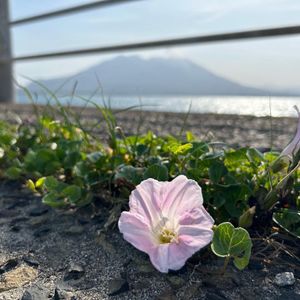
[53,285,76,300]
[107,278,129,296]
[0,258,18,274]
[63,225,84,235]
[23,256,39,267]
[10,216,29,225]
[21,284,48,300]
[64,263,85,281]
[55,280,74,292]
[274,272,295,287]
[0,265,38,292]
[29,206,49,217]
[33,226,51,238]
[10,224,21,232]
[28,215,49,227]
[156,289,177,300]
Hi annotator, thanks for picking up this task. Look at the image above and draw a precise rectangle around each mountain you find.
[27,56,269,96]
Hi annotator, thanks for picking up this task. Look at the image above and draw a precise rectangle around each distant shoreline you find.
[16,94,300,117]
[1,103,297,150]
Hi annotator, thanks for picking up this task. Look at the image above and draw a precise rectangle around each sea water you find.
[17,94,300,118]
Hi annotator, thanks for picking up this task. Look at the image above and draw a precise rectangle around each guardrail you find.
[1,0,300,103]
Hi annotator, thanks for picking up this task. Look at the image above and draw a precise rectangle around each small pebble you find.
[21,284,48,300]
[64,263,85,281]
[0,259,18,274]
[274,272,295,287]
[29,206,49,217]
[107,278,129,296]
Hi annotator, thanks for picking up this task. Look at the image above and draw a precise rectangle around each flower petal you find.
[149,242,197,272]
[177,206,214,250]
[118,211,156,253]
[179,206,214,228]
[128,178,165,227]
[178,227,214,250]
[161,175,204,219]
[149,245,170,273]
[281,105,300,158]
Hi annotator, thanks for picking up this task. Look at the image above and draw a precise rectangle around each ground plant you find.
[0,93,299,273]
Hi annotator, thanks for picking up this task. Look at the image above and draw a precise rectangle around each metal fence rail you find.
[9,0,141,26]
[1,0,300,103]
[12,25,300,62]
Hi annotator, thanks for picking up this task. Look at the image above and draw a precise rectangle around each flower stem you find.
[221,256,230,275]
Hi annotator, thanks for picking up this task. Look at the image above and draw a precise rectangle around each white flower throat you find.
[153,217,179,244]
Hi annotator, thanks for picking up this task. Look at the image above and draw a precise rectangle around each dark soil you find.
[0,181,299,300]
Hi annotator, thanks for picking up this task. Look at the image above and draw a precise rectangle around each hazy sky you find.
[9,0,300,90]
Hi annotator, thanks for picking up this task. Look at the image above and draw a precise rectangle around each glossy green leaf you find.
[42,192,67,208]
[143,164,168,181]
[62,185,82,203]
[211,222,252,270]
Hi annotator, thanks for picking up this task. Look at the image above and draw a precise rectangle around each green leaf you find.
[271,156,289,173]
[246,148,264,165]
[5,167,22,179]
[186,131,195,142]
[143,164,168,181]
[26,179,36,192]
[44,176,67,192]
[169,142,193,155]
[224,149,248,168]
[42,192,67,208]
[115,165,144,186]
[273,209,300,238]
[35,177,46,188]
[209,161,227,183]
[212,193,226,208]
[44,176,60,191]
[61,185,82,203]
[239,206,256,228]
[211,222,252,270]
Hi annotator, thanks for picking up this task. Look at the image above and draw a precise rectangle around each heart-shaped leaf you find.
[211,222,252,270]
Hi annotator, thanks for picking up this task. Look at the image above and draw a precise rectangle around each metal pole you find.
[0,0,13,103]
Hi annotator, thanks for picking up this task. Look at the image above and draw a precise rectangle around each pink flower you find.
[118,175,214,273]
[281,106,300,158]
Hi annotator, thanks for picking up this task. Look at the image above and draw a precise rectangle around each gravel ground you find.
[0,181,299,300]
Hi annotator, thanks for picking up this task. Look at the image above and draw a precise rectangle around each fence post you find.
[0,0,13,103]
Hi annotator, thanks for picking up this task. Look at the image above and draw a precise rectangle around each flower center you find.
[158,228,178,244]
